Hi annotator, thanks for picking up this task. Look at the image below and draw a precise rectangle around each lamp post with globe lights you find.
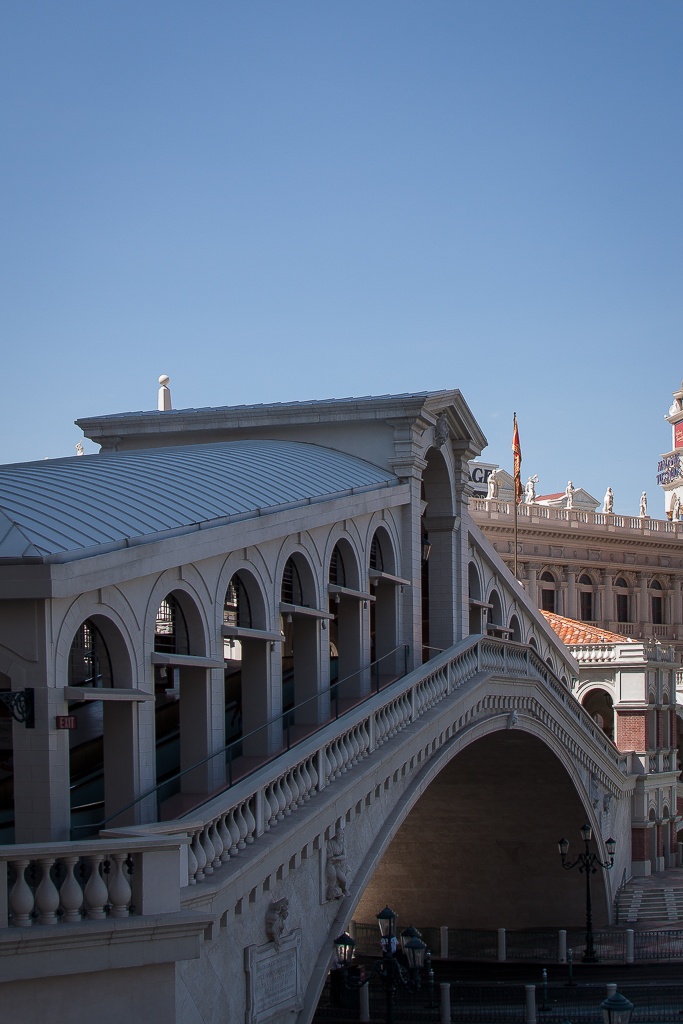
[333,906,427,1024]
[558,825,616,963]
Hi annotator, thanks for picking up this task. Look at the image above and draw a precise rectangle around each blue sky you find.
[1,2,681,515]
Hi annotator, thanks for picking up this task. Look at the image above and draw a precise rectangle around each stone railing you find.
[469,497,683,536]
[572,644,618,664]
[621,749,677,775]
[1,836,185,928]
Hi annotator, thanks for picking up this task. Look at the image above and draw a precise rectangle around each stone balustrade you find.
[106,634,622,891]
[470,498,683,536]
[0,836,185,928]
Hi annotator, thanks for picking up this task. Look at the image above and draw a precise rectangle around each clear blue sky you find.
[2,1,681,515]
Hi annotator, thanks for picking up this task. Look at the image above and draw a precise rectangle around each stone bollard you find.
[359,983,370,1023]
[440,925,449,959]
[440,982,451,1024]
[498,927,506,962]
[625,929,635,965]
[558,929,567,963]
[525,984,537,1024]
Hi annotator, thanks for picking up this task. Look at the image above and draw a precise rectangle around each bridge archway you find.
[353,729,608,931]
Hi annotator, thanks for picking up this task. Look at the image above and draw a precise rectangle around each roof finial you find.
[158,374,172,412]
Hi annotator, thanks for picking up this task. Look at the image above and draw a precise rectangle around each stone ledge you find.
[0,910,210,982]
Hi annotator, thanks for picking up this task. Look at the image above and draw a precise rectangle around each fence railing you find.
[351,922,683,963]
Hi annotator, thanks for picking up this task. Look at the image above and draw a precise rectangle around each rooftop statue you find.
[602,487,614,514]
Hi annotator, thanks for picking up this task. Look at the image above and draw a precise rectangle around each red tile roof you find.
[541,611,634,647]
[536,493,564,501]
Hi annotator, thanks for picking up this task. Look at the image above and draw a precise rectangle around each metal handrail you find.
[72,643,409,835]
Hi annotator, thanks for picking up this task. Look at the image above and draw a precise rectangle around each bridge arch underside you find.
[354,731,608,931]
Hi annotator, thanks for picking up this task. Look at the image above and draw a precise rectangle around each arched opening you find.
[0,671,13,842]
[421,447,456,660]
[281,554,325,733]
[508,615,522,643]
[153,589,211,813]
[67,617,137,835]
[328,540,365,705]
[582,688,614,741]
[486,590,509,639]
[354,731,606,930]
[369,528,401,687]
[540,572,557,614]
[578,574,595,623]
[468,562,485,635]
[529,635,539,650]
[222,570,271,759]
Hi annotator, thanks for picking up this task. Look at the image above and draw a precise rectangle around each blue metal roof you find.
[0,441,398,560]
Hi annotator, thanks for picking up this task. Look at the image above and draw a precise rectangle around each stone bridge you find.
[1,625,634,1024]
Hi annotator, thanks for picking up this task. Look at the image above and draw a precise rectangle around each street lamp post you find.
[334,906,426,1024]
[558,824,616,963]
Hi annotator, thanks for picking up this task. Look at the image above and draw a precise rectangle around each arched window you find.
[614,578,630,623]
[330,545,346,587]
[69,619,113,688]
[540,572,556,614]
[650,579,664,626]
[578,574,594,622]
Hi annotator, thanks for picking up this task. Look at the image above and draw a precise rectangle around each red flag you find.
[512,413,522,504]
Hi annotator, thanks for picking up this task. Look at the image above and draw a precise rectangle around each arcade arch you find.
[353,730,609,931]
[421,446,457,657]
[369,525,401,685]
[582,688,615,741]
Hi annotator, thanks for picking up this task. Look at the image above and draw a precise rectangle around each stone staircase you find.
[616,872,683,924]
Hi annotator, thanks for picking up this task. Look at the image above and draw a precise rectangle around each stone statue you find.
[434,413,449,449]
[75,442,84,457]
[602,487,613,514]
[265,898,289,949]
[672,494,681,521]
[506,710,519,729]
[565,481,575,510]
[487,469,499,500]
[325,825,349,900]
[639,491,648,518]
[524,475,538,504]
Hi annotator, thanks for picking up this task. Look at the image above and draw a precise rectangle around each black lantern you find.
[376,905,397,941]
[404,935,427,970]
[333,932,356,967]
[601,989,634,1024]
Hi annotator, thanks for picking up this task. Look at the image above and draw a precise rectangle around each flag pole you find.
[513,412,519,580]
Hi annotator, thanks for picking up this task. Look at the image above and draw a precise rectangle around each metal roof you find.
[0,440,398,561]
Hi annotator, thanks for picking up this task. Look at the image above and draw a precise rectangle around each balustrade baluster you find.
[9,858,34,927]
[226,808,241,854]
[217,815,231,861]
[243,800,256,842]
[33,857,60,925]
[200,827,215,875]
[84,854,108,920]
[59,855,83,920]
[192,829,207,882]
[299,759,312,800]
[235,803,249,848]
[108,852,132,918]
[209,820,223,868]
[280,773,293,813]
[273,778,287,821]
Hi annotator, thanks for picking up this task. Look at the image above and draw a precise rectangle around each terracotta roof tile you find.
[540,611,634,647]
